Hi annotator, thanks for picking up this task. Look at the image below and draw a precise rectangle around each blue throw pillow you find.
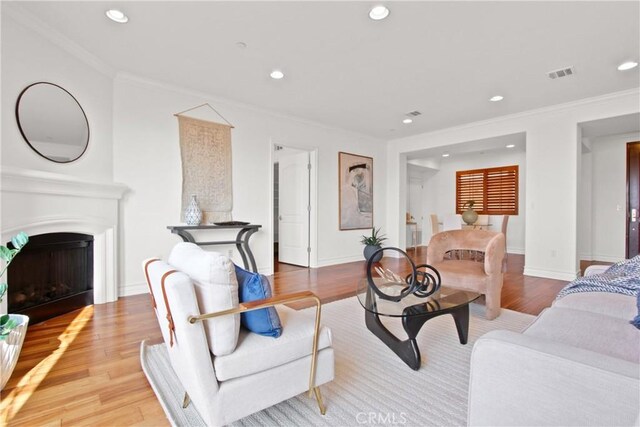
[234,265,282,338]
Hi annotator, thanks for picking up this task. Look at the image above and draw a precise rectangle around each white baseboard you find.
[506,247,525,255]
[118,282,149,297]
[382,250,403,259]
[523,267,578,281]
[587,254,624,263]
[258,267,274,276]
[316,254,364,268]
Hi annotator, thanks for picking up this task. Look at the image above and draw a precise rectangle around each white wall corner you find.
[523,267,578,282]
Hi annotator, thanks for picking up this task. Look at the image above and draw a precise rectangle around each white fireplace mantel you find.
[1,167,128,313]
[1,166,128,199]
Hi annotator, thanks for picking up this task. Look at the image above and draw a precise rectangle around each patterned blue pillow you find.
[234,265,282,338]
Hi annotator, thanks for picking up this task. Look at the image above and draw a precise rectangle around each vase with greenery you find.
[462,200,479,225]
[1,231,29,390]
[361,227,387,263]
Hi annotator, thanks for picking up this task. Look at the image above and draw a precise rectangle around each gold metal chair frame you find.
[187,290,327,415]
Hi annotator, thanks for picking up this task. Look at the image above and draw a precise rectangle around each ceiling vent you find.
[547,66,575,80]
[405,111,422,117]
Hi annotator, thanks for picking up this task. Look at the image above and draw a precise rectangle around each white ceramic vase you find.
[1,314,29,390]
[184,195,203,226]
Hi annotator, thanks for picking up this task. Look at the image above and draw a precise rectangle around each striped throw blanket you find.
[556,256,640,300]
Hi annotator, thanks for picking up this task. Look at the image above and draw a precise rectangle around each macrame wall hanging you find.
[174,103,234,224]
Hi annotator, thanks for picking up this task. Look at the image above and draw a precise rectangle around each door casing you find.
[269,142,318,274]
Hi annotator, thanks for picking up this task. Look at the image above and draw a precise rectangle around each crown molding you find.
[3,3,116,78]
[115,72,385,143]
[390,87,640,146]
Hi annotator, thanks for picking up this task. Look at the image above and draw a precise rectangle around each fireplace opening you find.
[7,232,93,324]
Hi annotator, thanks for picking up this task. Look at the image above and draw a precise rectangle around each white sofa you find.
[468,265,640,426]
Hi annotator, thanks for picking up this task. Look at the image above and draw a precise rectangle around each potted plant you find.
[1,231,29,390]
[462,200,478,225]
[361,228,387,263]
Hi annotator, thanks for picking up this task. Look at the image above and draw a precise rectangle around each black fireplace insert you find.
[7,232,93,324]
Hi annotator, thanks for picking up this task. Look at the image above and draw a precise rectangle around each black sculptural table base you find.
[364,303,470,371]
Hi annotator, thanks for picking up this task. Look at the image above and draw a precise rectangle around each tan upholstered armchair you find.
[426,230,505,320]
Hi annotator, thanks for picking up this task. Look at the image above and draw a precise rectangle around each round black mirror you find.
[15,82,89,163]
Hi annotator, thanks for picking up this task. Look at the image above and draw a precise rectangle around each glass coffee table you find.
[357,278,481,370]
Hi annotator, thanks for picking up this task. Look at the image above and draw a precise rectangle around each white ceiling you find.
[407,132,526,164]
[7,1,640,139]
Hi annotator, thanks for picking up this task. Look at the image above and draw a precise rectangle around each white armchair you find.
[141,246,334,426]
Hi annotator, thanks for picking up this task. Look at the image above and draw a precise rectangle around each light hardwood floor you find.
[1,250,568,426]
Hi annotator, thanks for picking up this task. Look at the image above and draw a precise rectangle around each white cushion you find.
[524,307,640,363]
[214,306,332,381]
[168,242,239,356]
[553,292,637,320]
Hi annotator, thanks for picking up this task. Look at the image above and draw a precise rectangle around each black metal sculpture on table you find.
[365,246,441,302]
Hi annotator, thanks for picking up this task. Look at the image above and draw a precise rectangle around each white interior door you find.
[278,151,310,267]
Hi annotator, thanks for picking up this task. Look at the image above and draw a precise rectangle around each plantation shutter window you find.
[456,165,518,215]
[456,170,485,213]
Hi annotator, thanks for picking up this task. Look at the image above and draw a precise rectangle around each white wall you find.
[406,166,426,245]
[113,75,386,296]
[419,150,526,253]
[577,145,593,261]
[386,90,640,281]
[578,132,640,261]
[1,11,123,309]
[1,12,114,182]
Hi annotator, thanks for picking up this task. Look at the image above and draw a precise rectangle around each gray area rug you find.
[141,296,534,426]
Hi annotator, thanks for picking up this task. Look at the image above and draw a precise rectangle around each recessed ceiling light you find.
[105,9,128,23]
[270,70,284,80]
[369,5,390,21]
[402,118,413,124]
[489,95,504,102]
[506,144,515,148]
[442,153,450,158]
[618,61,638,71]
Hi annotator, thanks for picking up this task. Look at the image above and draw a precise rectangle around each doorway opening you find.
[271,144,318,273]
[577,113,640,265]
[627,141,640,258]
[402,132,526,259]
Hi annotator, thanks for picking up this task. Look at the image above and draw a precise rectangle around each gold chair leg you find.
[182,392,191,409]
[313,387,326,415]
